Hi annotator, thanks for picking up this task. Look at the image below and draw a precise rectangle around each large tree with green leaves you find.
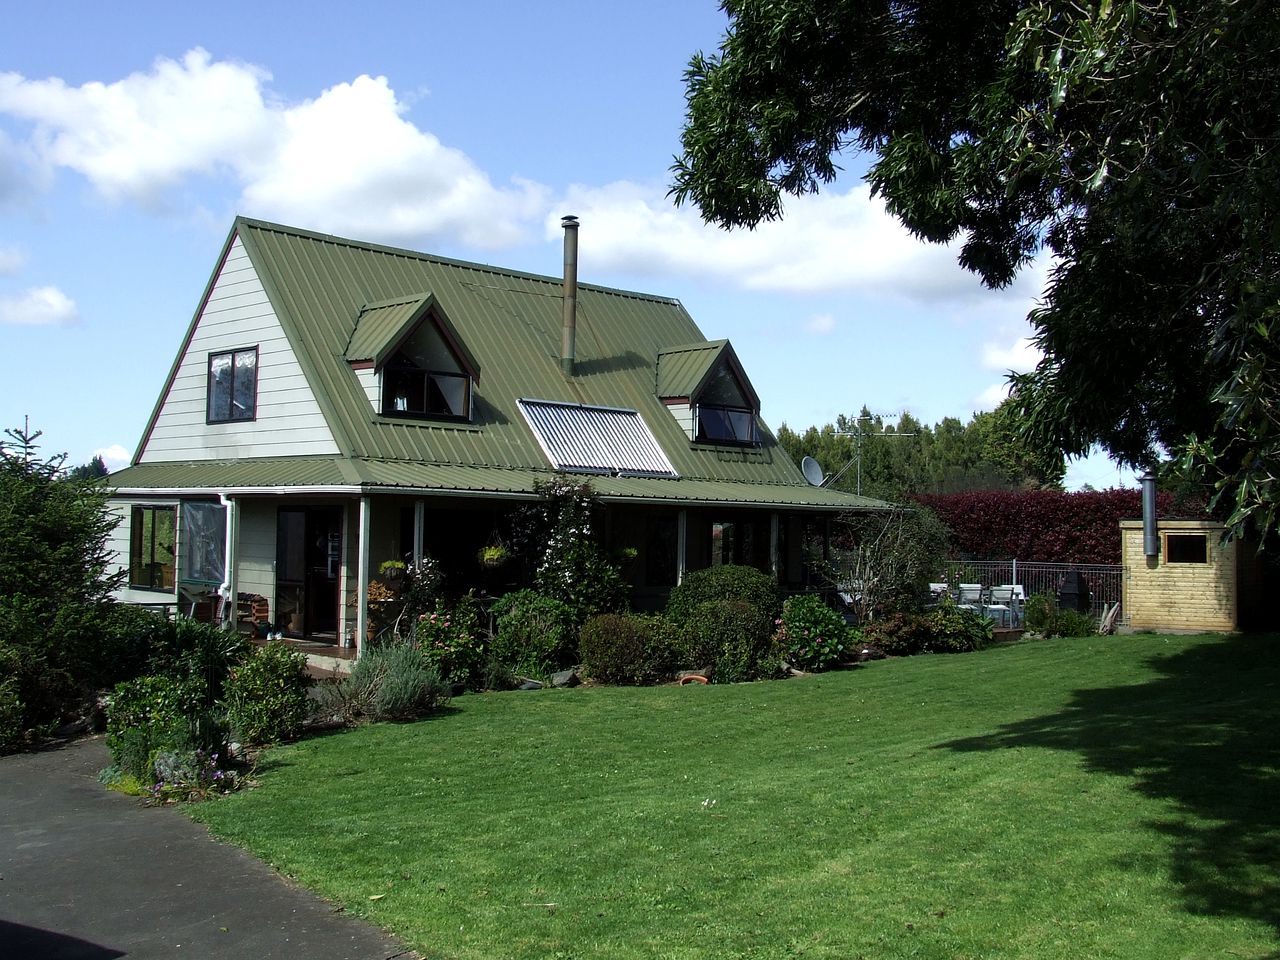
[672,0,1280,536]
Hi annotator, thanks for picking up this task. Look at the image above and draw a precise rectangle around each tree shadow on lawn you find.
[941,632,1280,939]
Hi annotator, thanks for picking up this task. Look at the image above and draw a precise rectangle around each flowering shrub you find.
[149,748,244,802]
[776,594,850,672]
[415,592,485,687]
[368,556,443,643]
[520,477,628,625]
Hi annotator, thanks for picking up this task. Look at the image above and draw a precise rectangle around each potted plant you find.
[477,544,511,569]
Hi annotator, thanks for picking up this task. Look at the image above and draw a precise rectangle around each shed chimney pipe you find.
[561,215,579,377]
[1141,469,1159,558]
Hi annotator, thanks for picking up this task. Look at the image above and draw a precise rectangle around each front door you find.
[276,506,343,640]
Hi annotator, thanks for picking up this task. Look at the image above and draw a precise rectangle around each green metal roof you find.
[345,294,433,367]
[127,218,886,514]
[109,458,890,511]
[656,341,727,398]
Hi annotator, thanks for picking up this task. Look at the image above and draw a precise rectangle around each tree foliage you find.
[0,424,125,733]
[673,0,1278,536]
[777,401,1064,500]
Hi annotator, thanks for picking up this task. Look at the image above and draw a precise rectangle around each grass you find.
[190,632,1280,959]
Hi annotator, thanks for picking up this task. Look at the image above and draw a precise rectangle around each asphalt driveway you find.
[0,736,417,959]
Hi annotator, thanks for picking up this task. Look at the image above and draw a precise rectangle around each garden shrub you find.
[579,613,675,685]
[490,589,577,676]
[665,565,783,626]
[1023,594,1054,632]
[777,594,850,672]
[1044,608,1098,638]
[105,674,204,780]
[1022,594,1097,638]
[146,617,249,704]
[416,592,485,688]
[926,599,993,652]
[861,611,935,656]
[92,603,171,689]
[677,599,780,683]
[320,642,450,724]
[226,642,311,745]
[0,671,22,754]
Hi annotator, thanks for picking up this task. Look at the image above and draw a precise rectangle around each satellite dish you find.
[800,456,825,487]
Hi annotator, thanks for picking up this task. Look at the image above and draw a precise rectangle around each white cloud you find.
[0,50,544,246]
[805,313,836,335]
[0,246,25,275]
[239,74,546,249]
[981,336,1040,373]
[0,285,78,325]
[93,443,131,470]
[552,181,1044,301]
[974,380,1011,410]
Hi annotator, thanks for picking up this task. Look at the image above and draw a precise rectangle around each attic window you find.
[207,347,258,423]
[380,317,472,421]
[519,399,678,477]
[694,364,758,445]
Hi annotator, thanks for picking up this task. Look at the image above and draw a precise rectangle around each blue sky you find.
[0,0,1136,489]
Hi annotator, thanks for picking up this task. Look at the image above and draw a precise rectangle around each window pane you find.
[429,373,467,417]
[1166,533,1208,564]
[697,406,735,441]
[129,506,176,590]
[232,349,257,419]
[180,501,226,584]
[208,354,232,421]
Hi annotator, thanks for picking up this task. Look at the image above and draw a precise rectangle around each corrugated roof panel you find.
[656,341,726,398]
[518,399,677,477]
[345,295,430,365]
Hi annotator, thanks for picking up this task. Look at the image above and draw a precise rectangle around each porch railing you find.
[943,559,1125,623]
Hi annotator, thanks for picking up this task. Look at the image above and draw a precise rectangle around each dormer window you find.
[696,404,758,444]
[657,340,762,447]
[346,293,480,424]
[383,361,470,419]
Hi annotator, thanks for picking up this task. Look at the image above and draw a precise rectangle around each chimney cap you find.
[561,214,579,226]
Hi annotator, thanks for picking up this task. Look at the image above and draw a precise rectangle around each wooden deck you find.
[252,637,356,678]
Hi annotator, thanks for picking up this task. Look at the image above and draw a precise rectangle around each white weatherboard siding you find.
[664,402,695,440]
[140,236,340,461]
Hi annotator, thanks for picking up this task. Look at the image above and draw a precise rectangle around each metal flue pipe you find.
[561,215,579,377]
[1141,469,1159,558]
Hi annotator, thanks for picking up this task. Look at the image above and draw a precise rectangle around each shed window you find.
[129,506,176,591]
[208,347,258,422]
[1166,533,1208,564]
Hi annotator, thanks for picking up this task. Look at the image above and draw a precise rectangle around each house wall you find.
[1121,519,1237,631]
[663,401,695,440]
[235,499,278,622]
[139,235,340,462]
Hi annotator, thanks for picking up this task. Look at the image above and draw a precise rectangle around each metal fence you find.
[943,559,1125,622]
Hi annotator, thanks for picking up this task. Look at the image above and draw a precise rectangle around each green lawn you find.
[191,632,1280,960]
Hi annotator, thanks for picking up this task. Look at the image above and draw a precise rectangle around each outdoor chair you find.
[957,583,984,611]
[986,585,1016,627]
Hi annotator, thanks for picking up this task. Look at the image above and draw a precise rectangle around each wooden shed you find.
[1120,519,1250,632]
